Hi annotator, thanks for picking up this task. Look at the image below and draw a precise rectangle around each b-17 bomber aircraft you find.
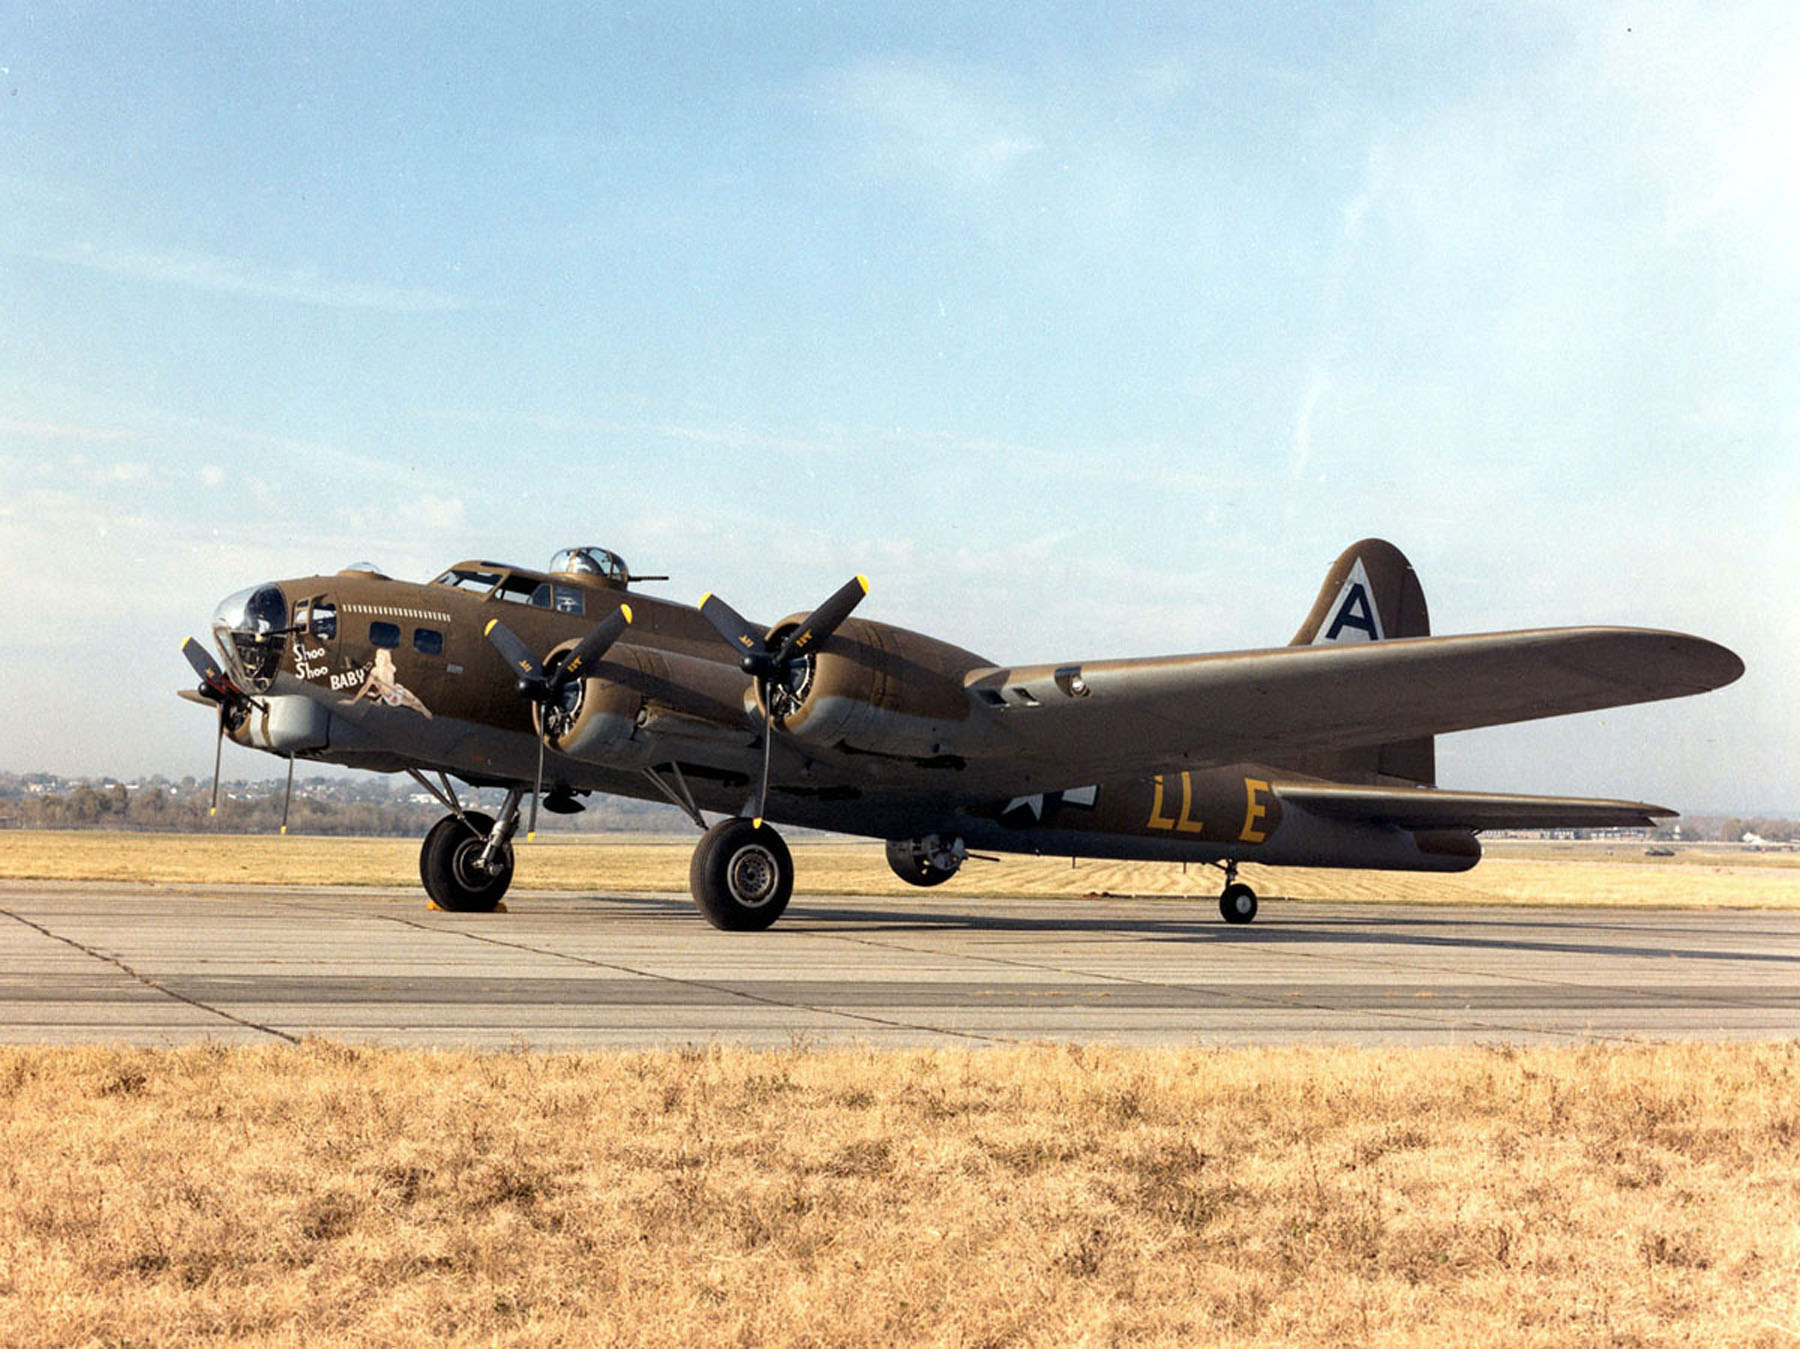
[181,539,1743,929]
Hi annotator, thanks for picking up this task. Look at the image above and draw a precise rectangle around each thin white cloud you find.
[36,242,469,313]
[818,60,1044,190]
[1292,370,1329,480]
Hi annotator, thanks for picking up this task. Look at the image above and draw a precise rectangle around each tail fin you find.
[1284,539,1435,786]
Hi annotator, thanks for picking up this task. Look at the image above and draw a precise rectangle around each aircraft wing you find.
[1271,783,1672,831]
[958,626,1742,793]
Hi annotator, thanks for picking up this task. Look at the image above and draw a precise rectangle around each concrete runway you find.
[2,880,1797,1050]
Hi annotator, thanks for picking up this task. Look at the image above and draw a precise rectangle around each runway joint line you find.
[0,904,302,1045]
[379,912,1014,1045]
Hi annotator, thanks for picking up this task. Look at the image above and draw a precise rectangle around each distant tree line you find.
[0,782,439,836]
[0,774,688,836]
[1709,817,1800,844]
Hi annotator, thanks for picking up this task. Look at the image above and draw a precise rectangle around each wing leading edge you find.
[959,626,1742,793]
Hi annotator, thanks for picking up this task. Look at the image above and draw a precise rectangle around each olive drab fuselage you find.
[214,556,1469,874]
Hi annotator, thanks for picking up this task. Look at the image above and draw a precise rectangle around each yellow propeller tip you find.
[698,592,713,608]
[526,831,536,843]
[620,603,633,623]
[752,817,764,830]
[483,618,497,636]
[856,574,870,592]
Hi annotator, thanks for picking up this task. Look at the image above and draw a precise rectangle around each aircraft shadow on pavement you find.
[556,892,1799,967]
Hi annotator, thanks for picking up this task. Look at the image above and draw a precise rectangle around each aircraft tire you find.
[1219,882,1258,924]
[421,811,512,913]
[884,838,960,888]
[690,818,793,931]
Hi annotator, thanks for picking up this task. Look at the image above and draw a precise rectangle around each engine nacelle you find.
[543,645,748,768]
[764,617,983,760]
[235,694,331,754]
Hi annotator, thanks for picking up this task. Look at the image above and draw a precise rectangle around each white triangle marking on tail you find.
[1314,557,1384,644]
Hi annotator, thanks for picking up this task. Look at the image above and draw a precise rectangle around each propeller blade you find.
[209,708,224,819]
[548,603,633,695]
[751,678,774,827]
[527,731,544,841]
[182,636,224,685]
[182,636,239,702]
[771,575,869,668]
[279,755,295,836]
[483,619,547,695]
[698,592,772,674]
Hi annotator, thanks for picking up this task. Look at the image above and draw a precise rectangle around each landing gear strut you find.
[689,818,793,931]
[1217,859,1258,924]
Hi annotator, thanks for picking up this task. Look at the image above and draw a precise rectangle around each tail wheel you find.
[421,811,512,913]
[1219,882,1258,924]
[690,818,793,931]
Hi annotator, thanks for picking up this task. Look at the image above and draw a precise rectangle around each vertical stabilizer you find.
[1285,539,1435,785]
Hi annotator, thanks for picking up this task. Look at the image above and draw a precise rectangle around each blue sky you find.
[2,2,1793,812]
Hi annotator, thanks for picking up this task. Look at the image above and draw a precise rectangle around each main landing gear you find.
[689,818,793,930]
[414,776,521,913]
[1216,859,1258,924]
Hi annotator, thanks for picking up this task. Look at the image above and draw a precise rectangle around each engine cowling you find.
[761,617,984,760]
[542,645,748,767]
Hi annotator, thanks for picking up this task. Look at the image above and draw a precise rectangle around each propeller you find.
[482,604,633,839]
[698,575,868,825]
[181,636,260,819]
[182,636,245,705]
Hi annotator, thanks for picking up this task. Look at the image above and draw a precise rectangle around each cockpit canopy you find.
[428,546,638,618]
[549,546,629,583]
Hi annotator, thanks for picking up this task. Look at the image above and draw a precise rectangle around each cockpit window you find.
[529,582,586,615]
[490,573,542,604]
[431,568,504,593]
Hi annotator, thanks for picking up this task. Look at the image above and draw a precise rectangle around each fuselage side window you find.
[413,628,444,656]
[554,586,584,615]
[370,621,401,649]
[307,599,338,641]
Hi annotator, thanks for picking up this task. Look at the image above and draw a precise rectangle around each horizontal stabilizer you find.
[1275,783,1674,832]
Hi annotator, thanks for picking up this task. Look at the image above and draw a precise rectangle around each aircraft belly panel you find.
[956,791,1478,873]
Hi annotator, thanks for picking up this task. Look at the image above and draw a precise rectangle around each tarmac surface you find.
[2,880,1797,1050]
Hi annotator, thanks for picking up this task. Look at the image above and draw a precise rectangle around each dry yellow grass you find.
[0,1040,1795,1345]
[4,829,1799,909]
